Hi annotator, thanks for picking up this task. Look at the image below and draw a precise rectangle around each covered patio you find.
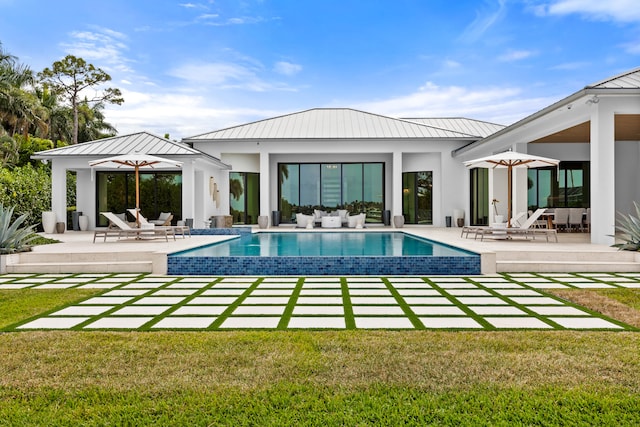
[454,67,640,246]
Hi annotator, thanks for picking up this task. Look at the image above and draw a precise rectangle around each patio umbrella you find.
[464,151,559,227]
[89,152,183,226]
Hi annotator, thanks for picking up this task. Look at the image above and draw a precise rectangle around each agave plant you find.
[612,201,640,251]
[0,204,38,254]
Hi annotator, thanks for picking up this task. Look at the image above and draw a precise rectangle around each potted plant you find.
[0,204,38,273]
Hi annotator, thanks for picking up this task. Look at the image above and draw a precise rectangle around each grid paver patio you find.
[3,273,638,331]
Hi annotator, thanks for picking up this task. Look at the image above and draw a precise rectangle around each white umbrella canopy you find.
[464,151,560,227]
[89,153,183,226]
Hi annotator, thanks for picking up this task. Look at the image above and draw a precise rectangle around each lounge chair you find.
[474,208,558,242]
[150,212,173,226]
[127,209,191,238]
[461,211,526,238]
[94,212,173,242]
[295,213,314,228]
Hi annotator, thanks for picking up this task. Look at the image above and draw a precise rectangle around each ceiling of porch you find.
[531,114,640,143]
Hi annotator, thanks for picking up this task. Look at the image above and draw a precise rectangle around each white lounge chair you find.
[94,212,173,242]
[128,209,191,238]
[475,208,558,242]
[461,211,526,238]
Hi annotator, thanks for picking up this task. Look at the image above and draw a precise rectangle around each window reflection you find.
[278,162,385,223]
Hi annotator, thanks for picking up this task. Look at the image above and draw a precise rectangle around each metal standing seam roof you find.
[184,108,479,141]
[31,131,231,169]
[586,66,640,89]
[401,118,505,138]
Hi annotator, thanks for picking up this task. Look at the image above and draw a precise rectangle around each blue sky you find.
[1,0,639,139]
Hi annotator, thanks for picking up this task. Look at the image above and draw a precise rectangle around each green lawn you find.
[0,289,639,425]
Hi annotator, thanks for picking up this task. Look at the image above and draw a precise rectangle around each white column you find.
[392,151,403,217]
[50,163,67,225]
[260,151,270,216]
[590,99,616,245]
[181,160,196,224]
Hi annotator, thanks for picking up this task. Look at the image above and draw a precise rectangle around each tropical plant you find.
[612,201,640,251]
[0,43,47,138]
[0,164,51,227]
[0,203,38,254]
[39,55,123,144]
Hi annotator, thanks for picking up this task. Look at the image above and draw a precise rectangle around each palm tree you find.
[0,44,47,137]
[76,100,116,143]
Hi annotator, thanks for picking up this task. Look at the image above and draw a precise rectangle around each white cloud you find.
[621,38,640,54]
[498,49,536,62]
[459,0,507,42]
[354,81,556,126]
[538,0,640,22]
[169,61,299,92]
[103,88,279,139]
[61,28,133,73]
[550,61,591,70]
[273,61,302,76]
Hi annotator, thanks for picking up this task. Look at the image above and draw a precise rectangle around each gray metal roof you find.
[32,131,231,169]
[587,66,640,89]
[401,118,505,138]
[184,108,478,141]
[33,131,199,157]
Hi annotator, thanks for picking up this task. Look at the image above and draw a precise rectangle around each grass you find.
[0,288,100,328]
[0,288,639,425]
[551,288,640,328]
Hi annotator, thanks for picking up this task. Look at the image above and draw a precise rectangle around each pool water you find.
[176,232,473,257]
[168,231,480,276]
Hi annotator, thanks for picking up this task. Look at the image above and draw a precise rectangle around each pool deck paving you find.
[3,272,638,331]
[9,226,638,275]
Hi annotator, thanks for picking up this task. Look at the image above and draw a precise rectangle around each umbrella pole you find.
[135,166,140,227]
[507,165,512,228]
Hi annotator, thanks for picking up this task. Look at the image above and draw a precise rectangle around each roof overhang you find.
[452,87,640,158]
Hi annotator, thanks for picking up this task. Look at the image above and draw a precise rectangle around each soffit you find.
[531,114,640,143]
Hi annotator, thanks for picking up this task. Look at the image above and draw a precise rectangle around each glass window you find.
[96,172,182,227]
[527,161,589,209]
[279,164,299,222]
[402,171,432,224]
[321,164,341,207]
[230,172,260,224]
[342,163,363,212]
[363,163,383,222]
[470,168,489,225]
[300,164,320,209]
[277,162,385,223]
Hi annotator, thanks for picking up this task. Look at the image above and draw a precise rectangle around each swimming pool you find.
[168,231,480,276]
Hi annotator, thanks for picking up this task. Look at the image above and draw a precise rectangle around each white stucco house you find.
[33,67,640,246]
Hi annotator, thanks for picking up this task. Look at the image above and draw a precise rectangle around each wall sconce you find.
[209,177,221,208]
[586,95,599,105]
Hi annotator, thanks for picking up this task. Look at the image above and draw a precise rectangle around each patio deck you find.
[4,226,639,274]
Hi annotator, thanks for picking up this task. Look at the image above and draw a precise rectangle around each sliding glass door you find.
[95,171,182,227]
[278,162,384,223]
[229,172,260,224]
[402,171,433,224]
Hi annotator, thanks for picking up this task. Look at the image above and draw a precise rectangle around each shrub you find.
[0,164,51,227]
[0,203,38,254]
[612,201,640,251]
